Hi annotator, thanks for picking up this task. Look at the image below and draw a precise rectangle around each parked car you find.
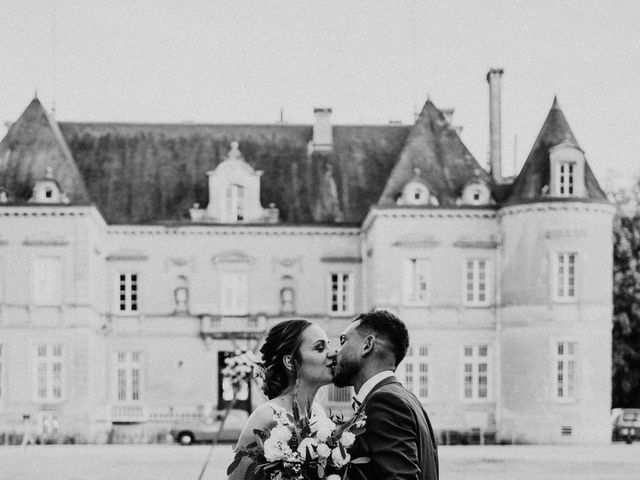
[170,409,248,445]
[611,408,640,443]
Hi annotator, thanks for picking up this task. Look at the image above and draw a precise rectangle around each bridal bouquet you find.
[228,401,369,480]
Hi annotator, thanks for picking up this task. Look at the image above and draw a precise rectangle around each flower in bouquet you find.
[228,397,370,479]
[221,350,257,389]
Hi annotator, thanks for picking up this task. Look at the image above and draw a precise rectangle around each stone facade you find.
[0,77,614,444]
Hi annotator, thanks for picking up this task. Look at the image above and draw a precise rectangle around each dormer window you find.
[556,162,575,196]
[225,184,245,222]
[401,182,430,205]
[549,143,585,198]
[45,188,53,199]
[397,168,439,206]
[459,180,491,206]
[30,168,64,204]
[199,142,278,224]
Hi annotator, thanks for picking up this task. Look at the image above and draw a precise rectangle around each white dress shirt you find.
[354,370,395,405]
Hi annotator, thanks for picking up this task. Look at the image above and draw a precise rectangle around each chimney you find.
[312,107,333,152]
[487,68,504,182]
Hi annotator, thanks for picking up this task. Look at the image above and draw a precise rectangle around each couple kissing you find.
[227,309,439,480]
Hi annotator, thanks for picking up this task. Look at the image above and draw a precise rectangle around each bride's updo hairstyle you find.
[258,319,312,399]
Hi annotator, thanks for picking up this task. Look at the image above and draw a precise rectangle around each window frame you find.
[223,183,245,223]
[552,252,578,303]
[0,344,4,400]
[114,351,143,403]
[327,272,355,316]
[553,340,578,403]
[461,344,491,402]
[463,258,491,307]
[403,258,430,306]
[116,272,139,314]
[220,270,249,316]
[398,345,430,401]
[33,343,65,403]
[31,255,64,306]
[555,161,576,197]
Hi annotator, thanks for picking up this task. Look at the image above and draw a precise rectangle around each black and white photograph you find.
[1,1,639,479]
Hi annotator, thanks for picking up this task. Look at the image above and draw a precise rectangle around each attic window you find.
[556,162,575,196]
[549,143,585,198]
[45,188,53,199]
[460,182,491,206]
[399,181,430,206]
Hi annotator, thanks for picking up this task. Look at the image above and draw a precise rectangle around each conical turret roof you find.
[504,97,607,205]
[378,99,493,206]
[0,97,90,203]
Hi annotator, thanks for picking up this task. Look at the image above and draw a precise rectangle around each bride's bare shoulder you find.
[236,404,277,447]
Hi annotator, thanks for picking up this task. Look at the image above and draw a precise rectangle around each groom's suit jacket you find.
[348,376,439,480]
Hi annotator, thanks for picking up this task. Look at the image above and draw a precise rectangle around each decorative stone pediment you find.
[271,256,303,274]
[211,249,256,266]
[320,256,362,263]
[453,235,499,249]
[164,256,197,272]
[23,230,69,246]
[545,228,587,239]
[106,249,149,261]
[392,235,440,249]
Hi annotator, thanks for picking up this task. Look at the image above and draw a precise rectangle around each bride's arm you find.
[227,405,274,480]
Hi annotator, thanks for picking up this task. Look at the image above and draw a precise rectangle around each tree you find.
[612,214,640,407]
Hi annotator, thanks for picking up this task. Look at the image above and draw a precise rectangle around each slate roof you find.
[503,97,608,205]
[0,98,91,203]
[56,121,408,224]
[0,96,608,224]
[378,100,494,206]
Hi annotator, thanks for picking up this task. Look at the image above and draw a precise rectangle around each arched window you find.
[280,276,295,314]
[174,276,189,314]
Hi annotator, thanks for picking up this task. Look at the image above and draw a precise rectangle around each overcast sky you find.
[1,0,638,185]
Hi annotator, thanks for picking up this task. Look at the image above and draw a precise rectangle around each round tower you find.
[497,98,615,444]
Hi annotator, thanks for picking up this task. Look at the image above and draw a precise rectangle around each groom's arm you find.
[354,390,420,480]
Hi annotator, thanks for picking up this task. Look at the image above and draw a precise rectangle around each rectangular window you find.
[0,344,3,400]
[555,253,577,301]
[225,184,245,222]
[0,256,4,303]
[400,346,429,400]
[35,344,63,401]
[118,273,138,313]
[403,258,429,305]
[115,351,142,402]
[463,344,490,401]
[464,259,489,306]
[327,384,354,403]
[221,271,249,315]
[329,273,354,315]
[556,161,575,196]
[32,256,63,305]
[556,342,576,400]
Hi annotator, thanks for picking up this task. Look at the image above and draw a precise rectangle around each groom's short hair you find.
[354,309,410,366]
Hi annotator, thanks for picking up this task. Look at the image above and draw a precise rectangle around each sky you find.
[1,0,639,186]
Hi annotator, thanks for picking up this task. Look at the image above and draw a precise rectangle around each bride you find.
[227,319,336,480]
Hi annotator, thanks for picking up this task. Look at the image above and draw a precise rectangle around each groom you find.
[330,309,439,480]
